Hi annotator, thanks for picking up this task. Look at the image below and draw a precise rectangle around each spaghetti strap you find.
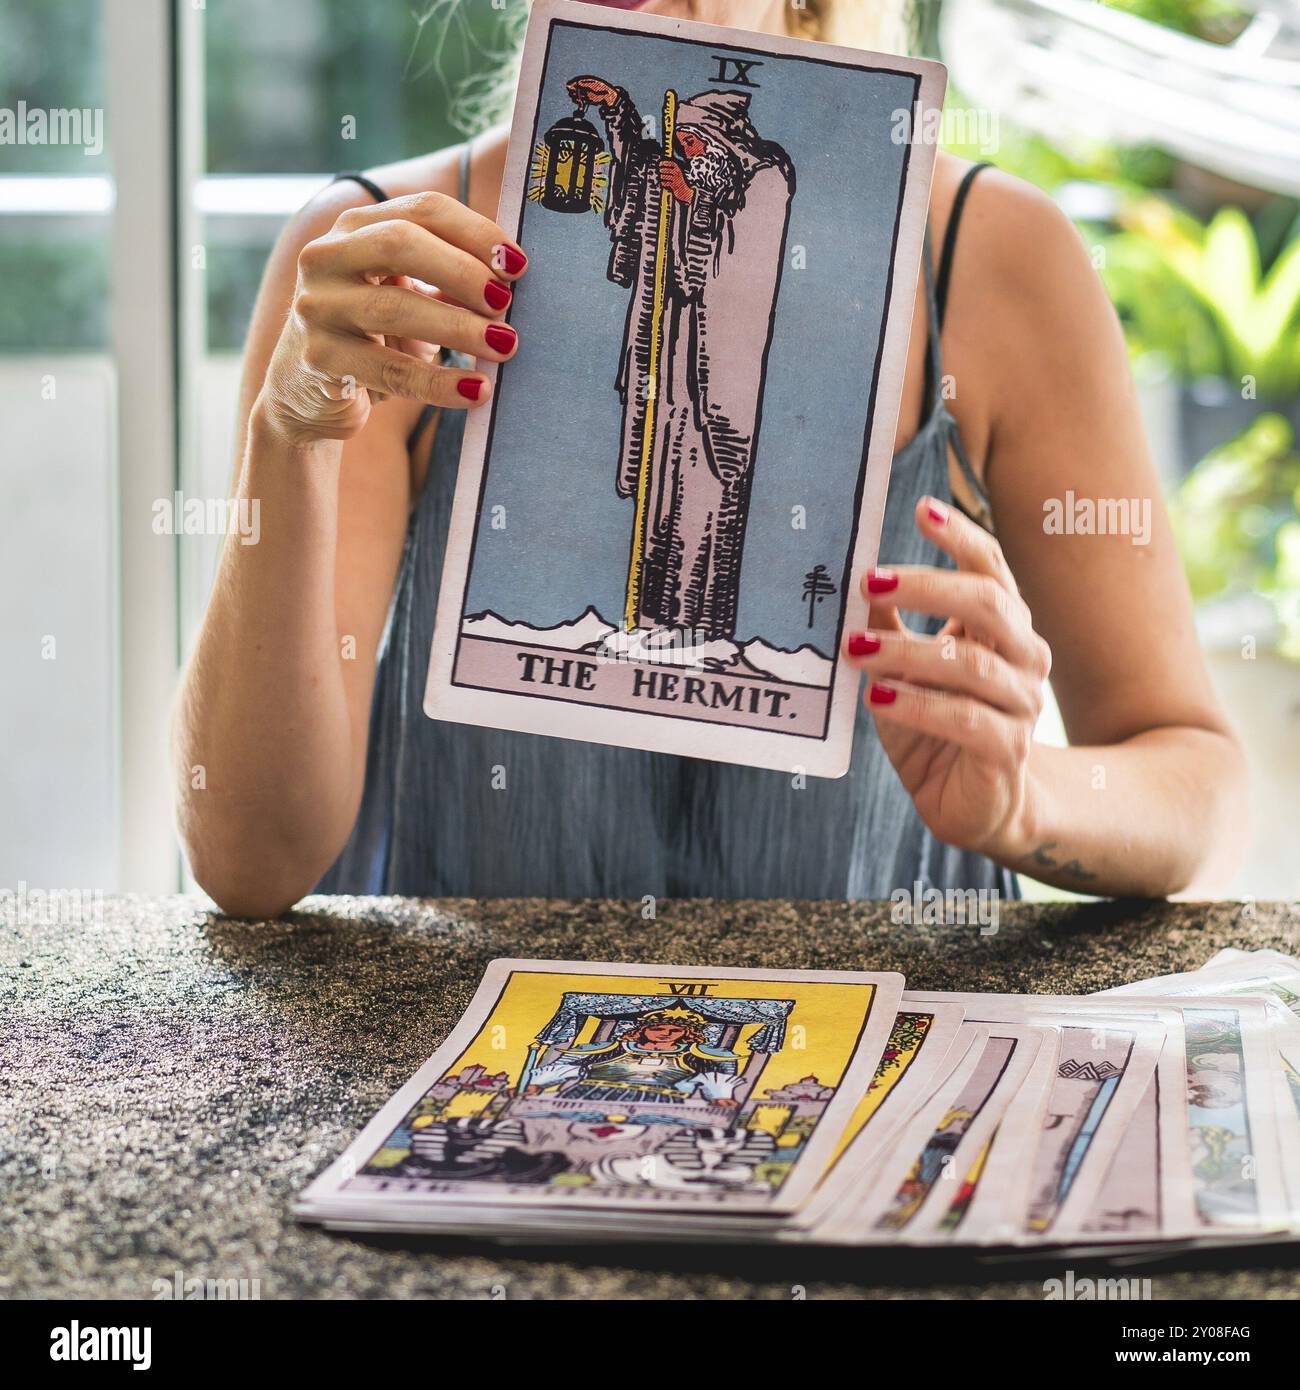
[936,161,991,328]
[917,163,997,529]
[459,137,473,205]
[331,171,389,203]
[333,138,472,208]
[405,404,438,454]
[950,418,991,524]
[920,230,943,413]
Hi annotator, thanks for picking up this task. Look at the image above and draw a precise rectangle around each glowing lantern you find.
[530,109,609,214]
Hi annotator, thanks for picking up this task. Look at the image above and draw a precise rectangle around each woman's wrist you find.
[983,747,1050,870]
[248,391,347,465]
[227,396,347,558]
[985,745,1116,892]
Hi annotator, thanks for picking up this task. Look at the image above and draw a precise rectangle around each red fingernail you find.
[869,682,896,705]
[866,569,898,594]
[456,378,483,401]
[484,324,517,353]
[496,243,527,275]
[485,280,512,311]
[847,631,881,657]
[926,498,949,525]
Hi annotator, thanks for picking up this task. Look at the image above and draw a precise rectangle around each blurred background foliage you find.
[0,0,108,348]
[1106,0,1251,42]
[202,0,511,172]
[941,0,1300,645]
[0,0,106,172]
[1173,415,1300,655]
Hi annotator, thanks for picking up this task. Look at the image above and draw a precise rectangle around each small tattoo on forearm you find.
[1024,841,1097,881]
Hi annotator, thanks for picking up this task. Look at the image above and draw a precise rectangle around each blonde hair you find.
[787,0,914,54]
[433,0,914,135]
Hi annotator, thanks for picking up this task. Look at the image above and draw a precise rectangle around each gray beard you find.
[687,148,735,196]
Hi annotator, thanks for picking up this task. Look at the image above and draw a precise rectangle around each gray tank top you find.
[318,156,1018,901]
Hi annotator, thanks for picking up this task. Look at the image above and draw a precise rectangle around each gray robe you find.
[598,88,795,639]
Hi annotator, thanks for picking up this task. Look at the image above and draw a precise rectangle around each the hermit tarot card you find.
[425,0,946,776]
[296,959,902,1218]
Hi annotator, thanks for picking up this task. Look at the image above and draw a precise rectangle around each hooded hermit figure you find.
[568,78,795,646]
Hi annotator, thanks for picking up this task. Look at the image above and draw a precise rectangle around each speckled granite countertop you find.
[4,894,1300,1300]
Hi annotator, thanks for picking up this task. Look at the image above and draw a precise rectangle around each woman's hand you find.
[845,496,1053,863]
[255,191,529,448]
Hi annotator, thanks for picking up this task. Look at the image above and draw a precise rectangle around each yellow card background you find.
[437,968,879,1097]
[828,1010,934,1165]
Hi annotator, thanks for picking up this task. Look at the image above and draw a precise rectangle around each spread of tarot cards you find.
[423,0,946,777]
[296,950,1300,1250]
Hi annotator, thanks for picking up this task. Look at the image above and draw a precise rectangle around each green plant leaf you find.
[1248,237,1300,387]
[1199,209,1260,375]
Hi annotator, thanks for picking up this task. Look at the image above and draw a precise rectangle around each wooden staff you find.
[623,88,678,633]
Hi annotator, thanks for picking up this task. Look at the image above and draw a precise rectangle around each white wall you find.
[1,357,119,889]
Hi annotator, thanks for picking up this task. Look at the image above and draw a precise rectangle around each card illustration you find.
[425,0,945,775]
[827,1008,937,1167]
[323,963,900,1214]
[1181,1008,1260,1227]
[939,1138,991,1233]
[876,1033,1018,1232]
[562,76,793,655]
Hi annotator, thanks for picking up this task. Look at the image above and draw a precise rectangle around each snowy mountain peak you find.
[461,610,833,687]
[463,607,617,651]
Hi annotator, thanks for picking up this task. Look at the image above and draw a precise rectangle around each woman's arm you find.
[850,170,1248,898]
[172,149,525,916]
[979,175,1247,895]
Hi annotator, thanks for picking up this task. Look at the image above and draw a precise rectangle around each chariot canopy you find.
[536,991,796,1054]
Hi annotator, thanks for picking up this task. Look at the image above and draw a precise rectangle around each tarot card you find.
[424,0,946,776]
[856,1024,1052,1241]
[1202,948,1248,968]
[1014,1023,1159,1243]
[1073,1022,1198,1240]
[1183,959,1300,1219]
[1100,974,1296,1232]
[1168,1001,1290,1233]
[1130,952,1300,1027]
[296,958,903,1222]
[1198,948,1300,974]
